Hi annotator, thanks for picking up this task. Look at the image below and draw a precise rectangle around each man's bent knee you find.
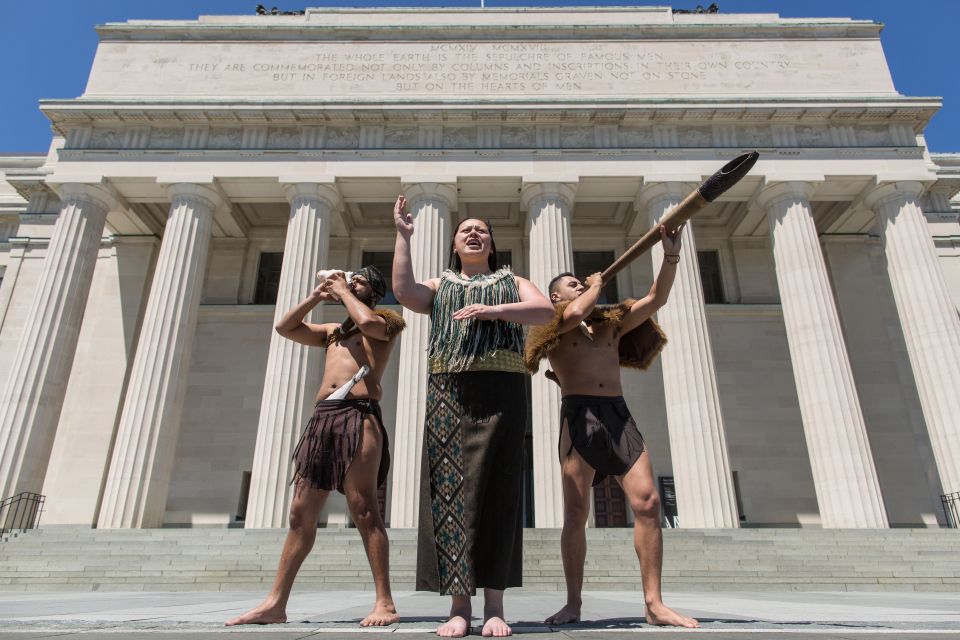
[289,504,316,532]
[630,491,660,520]
[349,498,383,531]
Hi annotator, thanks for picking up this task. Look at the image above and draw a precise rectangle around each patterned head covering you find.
[354,265,386,307]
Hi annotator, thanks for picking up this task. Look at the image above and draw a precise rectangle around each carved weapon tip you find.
[698,150,760,202]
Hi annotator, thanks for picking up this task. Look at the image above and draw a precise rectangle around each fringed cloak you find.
[523,299,667,376]
[427,268,525,373]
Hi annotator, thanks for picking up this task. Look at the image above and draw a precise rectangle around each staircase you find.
[1,528,957,592]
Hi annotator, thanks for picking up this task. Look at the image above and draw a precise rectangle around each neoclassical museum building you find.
[0,6,958,532]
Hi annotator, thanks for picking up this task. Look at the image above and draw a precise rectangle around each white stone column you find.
[0,184,114,500]
[760,182,888,528]
[389,182,455,527]
[521,181,576,528]
[640,183,739,529]
[866,182,960,497]
[97,184,220,528]
[245,183,338,528]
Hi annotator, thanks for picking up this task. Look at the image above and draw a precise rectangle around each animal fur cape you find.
[523,300,667,377]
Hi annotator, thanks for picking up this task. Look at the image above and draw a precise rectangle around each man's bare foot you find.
[360,600,400,627]
[481,616,512,637]
[224,602,287,626]
[545,602,581,625]
[437,614,471,638]
[645,602,699,628]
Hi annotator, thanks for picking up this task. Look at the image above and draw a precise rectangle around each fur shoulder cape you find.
[327,308,406,347]
[523,299,667,375]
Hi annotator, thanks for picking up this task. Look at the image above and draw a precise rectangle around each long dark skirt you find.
[416,371,527,595]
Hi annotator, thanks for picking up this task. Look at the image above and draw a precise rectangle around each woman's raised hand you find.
[394,194,414,237]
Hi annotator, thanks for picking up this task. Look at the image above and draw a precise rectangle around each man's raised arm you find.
[621,225,683,334]
[557,272,603,333]
[275,282,336,347]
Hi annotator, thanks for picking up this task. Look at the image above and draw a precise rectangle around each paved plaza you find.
[0,590,958,639]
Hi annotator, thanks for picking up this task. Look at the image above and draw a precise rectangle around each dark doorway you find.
[593,477,629,527]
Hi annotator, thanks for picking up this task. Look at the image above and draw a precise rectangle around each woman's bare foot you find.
[481,616,512,637]
[545,602,581,625]
[360,599,400,627]
[437,614,471,638]
[224,601,287,626]
[645,602,699,628]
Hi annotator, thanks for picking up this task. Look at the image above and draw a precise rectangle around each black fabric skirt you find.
[560,394,645,486]
[416,371,527,595]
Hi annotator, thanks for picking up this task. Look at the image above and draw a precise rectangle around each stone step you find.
[2,528,957,593]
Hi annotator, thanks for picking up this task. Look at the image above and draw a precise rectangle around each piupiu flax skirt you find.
[291,399,390,494]
[416,371,527,595]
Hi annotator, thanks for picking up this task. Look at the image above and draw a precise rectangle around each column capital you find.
[400,180,458,211]
[22,186,56,214]
[863,181,926,210]
[634,181,698,213]
[282,182,340,210]
[520,181,577,212]
[756,181,818,211]
[50,182,118,213]
[164,183,222,212]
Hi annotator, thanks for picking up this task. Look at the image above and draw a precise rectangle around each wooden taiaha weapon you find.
[600,151,760,284]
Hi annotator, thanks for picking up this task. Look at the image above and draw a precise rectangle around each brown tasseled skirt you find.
[291,398,390,494]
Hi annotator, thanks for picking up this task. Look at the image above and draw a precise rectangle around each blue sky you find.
[1,1,956,152]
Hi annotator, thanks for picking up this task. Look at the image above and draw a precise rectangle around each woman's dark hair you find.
[448,218,498,272]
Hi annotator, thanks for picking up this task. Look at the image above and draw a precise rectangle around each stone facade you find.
[0,7,958,530]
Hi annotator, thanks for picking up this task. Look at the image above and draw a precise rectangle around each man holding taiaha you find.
[227,266,405,628]
[524,225,699,629]
[393,194,554,638]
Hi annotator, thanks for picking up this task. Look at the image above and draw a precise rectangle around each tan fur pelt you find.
[377,308,407,339]
[523,299,667,374]
[327,308,406,347]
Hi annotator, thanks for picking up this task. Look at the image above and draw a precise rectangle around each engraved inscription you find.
[86,39,894,98]
[195,43,784,93]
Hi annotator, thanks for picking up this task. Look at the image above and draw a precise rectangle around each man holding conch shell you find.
[227,265,405,628]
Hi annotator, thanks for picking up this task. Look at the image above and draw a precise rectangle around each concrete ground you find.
[0,590,959,639]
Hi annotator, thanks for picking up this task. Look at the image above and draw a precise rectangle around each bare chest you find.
[554,322,621,357]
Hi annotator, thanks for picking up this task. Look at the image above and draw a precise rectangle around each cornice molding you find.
[94,11,883,43]
[41,99,940,133]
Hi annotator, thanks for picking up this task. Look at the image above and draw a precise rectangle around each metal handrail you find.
[0,492,45,536]
[943,492,960,529]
